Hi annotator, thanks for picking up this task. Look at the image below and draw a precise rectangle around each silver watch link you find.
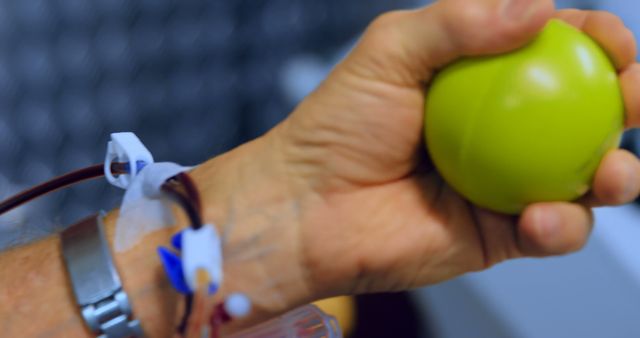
[61,213,144,338]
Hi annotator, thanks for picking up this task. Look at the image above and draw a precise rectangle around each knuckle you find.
[597,186,626,206]
[443,1,493,34]
[596,152,635,205]
[367,10,409,34]
[595,10,625,27]
[361,10,414,63]
[441,1,519,53]
[362,10,409,51]
[621,28,638,58]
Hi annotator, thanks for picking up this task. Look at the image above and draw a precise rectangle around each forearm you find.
[0,235,93,337]
[0,211,194,337]
[0,135,315,337]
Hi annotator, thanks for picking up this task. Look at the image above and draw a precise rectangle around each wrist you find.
[190,135,315,327]
[268,119,366,299]
[104,212,180,337]
[108,134,319,332]
[0,131,329,337]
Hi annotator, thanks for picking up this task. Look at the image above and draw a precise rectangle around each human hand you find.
[6,2,639,335]
[269,0,640,297]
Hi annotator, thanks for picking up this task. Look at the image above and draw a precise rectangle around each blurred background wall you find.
[0,0,417,248]
[0,1,638,337]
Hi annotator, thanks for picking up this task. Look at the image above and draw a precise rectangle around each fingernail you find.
[535,208,559,242]
[501,0,537,20]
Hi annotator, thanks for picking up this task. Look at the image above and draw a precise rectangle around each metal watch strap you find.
[61,213,144,338]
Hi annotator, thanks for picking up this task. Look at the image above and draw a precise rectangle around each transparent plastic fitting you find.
[105,132,154,189]
[228,304,342,338]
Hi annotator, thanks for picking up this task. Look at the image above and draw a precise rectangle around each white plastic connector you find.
[224,293,252,318]
[181,224,223,292]
[105,132,154,189]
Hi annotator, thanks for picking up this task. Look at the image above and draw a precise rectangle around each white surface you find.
[596,206,640,286]
[114,162,191,252]
[415,204,640,338]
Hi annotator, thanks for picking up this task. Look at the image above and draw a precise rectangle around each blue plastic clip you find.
[157,246,191,294]
[124,160,149,174]
[158,230,219,295]
[171,231,183,251]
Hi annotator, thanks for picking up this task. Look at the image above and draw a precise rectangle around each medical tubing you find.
[0,162,128,216]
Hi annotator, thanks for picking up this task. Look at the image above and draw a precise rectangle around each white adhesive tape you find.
[114,162,193,252]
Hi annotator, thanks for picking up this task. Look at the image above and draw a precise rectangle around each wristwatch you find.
[61,213,145,338]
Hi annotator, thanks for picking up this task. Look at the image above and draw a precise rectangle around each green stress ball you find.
[425,19,624,214]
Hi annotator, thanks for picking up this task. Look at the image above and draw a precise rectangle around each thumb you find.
[340,0,555,86]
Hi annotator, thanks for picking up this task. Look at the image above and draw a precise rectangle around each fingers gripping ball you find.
[425,19,624,214]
